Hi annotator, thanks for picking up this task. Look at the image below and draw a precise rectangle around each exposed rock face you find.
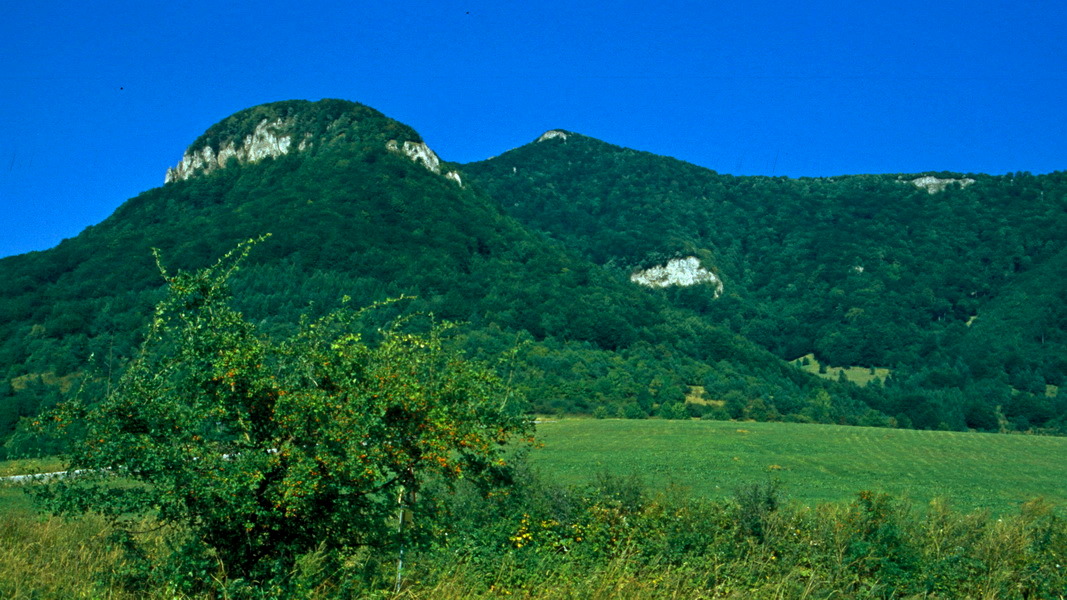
[165,118,301,183]
[630,256,723,297]
[385,139,463,185]
[537,130,568,142]
[166,104,457,186]
[398,140,441,173]
[909,176,976,194]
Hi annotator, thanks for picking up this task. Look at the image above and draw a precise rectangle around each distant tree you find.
[622,402,647,419]
[661,402,690,420]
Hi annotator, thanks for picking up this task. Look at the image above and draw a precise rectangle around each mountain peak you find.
[164,99,425,183]
[165,115,303,183]
[537,130,570,143]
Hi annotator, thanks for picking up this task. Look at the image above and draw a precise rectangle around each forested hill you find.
[0,100,879,457]
[0,100,1064,456]
[464,131,1067,432]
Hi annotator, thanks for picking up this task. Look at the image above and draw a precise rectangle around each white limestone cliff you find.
[164,109,494,188]
[165,118,301,183]
[385,139,463,185]
[400,140,441,173]
[537,130,568,142]
[630,256,723,297]
[909,176,975,194]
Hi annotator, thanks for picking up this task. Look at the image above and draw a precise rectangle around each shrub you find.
[34,239,530,596]
[733,478,783,542]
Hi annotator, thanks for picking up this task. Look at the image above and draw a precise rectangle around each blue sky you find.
[2,0,1066,258]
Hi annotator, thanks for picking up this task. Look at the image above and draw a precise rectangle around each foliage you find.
[6,477,1066,599]
[33,239,530,596]
[186,99,422,159]
[733,478,783,541]
[406,473,1067,599]
[466,136,1067,432]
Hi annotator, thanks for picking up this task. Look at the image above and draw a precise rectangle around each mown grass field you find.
[528,419,1067,513]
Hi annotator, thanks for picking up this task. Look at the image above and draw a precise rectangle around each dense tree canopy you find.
[466,134,1067,432]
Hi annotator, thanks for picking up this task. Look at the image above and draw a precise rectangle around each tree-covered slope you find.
[464,132,1067,431]
[0,100,873,454]
[3,100,1064,448]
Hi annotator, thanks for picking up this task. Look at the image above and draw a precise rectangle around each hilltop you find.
[1,99,1065,456]
[466,131,1067,431]
[0,100,857,456]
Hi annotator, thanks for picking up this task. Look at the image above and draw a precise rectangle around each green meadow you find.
[529,419,1067,513]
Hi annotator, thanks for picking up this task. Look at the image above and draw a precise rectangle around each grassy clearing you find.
[791,353,890,386]
[10,371,79,393]
[528,419,1067,513]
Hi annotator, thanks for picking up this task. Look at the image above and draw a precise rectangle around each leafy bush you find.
[733,478,783,542]
[34,239,529,596]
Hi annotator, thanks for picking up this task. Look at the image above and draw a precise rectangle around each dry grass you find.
[0,508,129,599]
[9,371,79,393]
[684,386,724,407]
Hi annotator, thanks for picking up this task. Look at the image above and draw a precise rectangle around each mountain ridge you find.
[0,98,1063,455]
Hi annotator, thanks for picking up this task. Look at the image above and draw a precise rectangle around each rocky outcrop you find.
[165,118,304,183]
[630,256,723,297]
[391,140,441,173]
[165,105,463,187]
[537,130,568,142]
[909,176,975,194]
[385,139,463,185]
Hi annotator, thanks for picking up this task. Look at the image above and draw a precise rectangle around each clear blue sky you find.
[2,1,1066,258]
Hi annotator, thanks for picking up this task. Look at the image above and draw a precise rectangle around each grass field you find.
[528,419,1067,513]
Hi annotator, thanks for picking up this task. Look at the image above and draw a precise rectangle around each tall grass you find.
[2,479,1065,599]
[0,506,128,599]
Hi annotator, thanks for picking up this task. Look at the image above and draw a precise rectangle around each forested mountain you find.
[1,100,1064,455]
[465,131,1067,432]
[0,100,878,456]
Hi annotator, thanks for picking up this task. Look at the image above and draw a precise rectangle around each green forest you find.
[466,132,1067,432]
[1,99,1066,459]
